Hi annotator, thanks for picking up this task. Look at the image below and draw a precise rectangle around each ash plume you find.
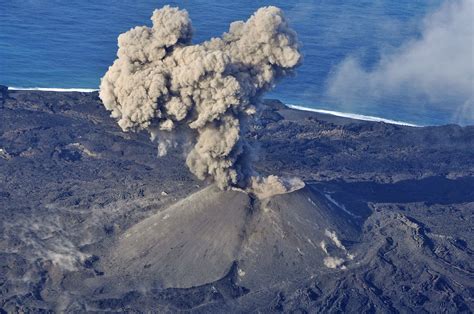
[100,6,302,191]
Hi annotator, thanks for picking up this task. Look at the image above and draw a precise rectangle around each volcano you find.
[100,183,361,291]
[1,89,473,312]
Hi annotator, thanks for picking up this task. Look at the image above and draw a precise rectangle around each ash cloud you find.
[100,5,301,190]
[325,0,474,125]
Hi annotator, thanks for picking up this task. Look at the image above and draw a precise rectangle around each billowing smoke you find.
[100,6,302,192]
[325,0,473,125]
[250,175,305,200]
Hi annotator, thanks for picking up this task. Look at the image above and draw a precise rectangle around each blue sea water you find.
[1,0,471,125]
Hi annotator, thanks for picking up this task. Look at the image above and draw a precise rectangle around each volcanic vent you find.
[99,183,361,291]
[96,3,359,299]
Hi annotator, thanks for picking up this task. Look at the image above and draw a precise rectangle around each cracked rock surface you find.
[1,88,473,312]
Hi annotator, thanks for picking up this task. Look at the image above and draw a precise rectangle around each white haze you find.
[326,0,474,125]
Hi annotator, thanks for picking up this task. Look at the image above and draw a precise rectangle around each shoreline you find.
[7,86,419,127]
[1,82,473,312]
[286,104,420,127]
[8,86,99,93]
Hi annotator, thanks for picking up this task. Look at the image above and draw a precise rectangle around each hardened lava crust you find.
[0,87,473,312]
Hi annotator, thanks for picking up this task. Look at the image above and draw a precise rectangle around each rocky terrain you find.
[0,87,473,312]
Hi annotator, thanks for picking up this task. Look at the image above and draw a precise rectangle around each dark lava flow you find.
[0,87,473,312]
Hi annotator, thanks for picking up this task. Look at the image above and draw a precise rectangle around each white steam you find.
[320,229,355,270]
[250,175,305,199]
[323,256,346,269]
[100,6,301,189]
[326,0,474,125]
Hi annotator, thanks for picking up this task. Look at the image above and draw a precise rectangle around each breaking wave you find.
[7,86,419,127]
[286,104,420,127]
[8,87,98,93]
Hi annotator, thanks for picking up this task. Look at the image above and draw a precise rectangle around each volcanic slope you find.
[1,88,473,312]
[102,185,252,289]
[99,183,361,292]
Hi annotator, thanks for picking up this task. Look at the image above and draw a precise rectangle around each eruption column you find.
[100,5,302,192]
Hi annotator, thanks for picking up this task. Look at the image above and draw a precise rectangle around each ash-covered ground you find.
[1,86,473,312]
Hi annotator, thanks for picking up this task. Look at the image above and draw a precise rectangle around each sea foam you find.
[286,104,419,127]
[8,87,98,93]
[6,86,419,127]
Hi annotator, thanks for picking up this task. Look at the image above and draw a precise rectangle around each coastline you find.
[287,104,420,127]
[1,83,473,312]
[6,86,420,127]
[8,86,99,93]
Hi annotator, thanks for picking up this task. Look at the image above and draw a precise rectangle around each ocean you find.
[1,0,472,125]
